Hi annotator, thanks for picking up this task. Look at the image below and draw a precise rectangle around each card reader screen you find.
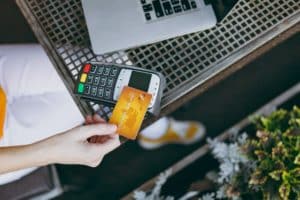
[128,71,151,92]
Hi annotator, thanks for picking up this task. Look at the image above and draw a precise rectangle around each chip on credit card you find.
[109,86,152,140]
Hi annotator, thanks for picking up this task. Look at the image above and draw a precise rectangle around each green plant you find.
[244,106,300,200]
[132,106,300,200]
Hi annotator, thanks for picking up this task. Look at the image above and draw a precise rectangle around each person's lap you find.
[0,44,84,146]
[0,44,84,184]
[0,44,66,98]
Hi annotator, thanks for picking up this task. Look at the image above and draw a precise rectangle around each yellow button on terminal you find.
[80,73,87,83]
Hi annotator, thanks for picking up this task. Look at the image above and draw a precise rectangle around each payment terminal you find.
[74,62,166,115]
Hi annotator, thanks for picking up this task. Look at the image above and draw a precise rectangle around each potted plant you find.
[133,106,300,200]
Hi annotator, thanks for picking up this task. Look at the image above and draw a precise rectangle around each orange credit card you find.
[109,86,152,140]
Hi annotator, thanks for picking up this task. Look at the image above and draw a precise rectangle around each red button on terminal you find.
[83,64,91,73]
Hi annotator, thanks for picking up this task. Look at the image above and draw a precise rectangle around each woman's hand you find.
[0,114,120,174]
[42,114,120,167]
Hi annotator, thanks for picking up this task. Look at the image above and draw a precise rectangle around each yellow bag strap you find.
[0,87,6,139]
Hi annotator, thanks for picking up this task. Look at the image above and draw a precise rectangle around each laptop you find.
[82,0,217,55]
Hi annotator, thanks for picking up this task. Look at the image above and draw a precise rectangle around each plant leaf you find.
[272,142,288,159]
[279,182,291,200]
[282,171,290,183]
[256,130,269,143]
[249,170,267,185]
[289,168,300,184]
[285,128,300,137]
[262,191,270,200]
[255,150,268,160]
[295,154,300,165]
[269,170,283,181]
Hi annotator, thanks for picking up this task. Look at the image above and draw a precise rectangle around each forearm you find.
[0,141,50,175]
[0,119,120,174]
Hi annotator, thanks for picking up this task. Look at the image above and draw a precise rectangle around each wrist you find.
[25,139,55,166]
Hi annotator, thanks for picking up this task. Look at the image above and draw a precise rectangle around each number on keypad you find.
[107,78,114,87]
[87,75,93,84]
[84,85,90,95]
[97,87,104,97]
[90,65,97,73]
[91,86,97,96]
[110,68,118,76]
[97,66,104,74]
[104,88,112,99]
[100,77,107,86]
[103,67,111,76]
[94,76,100,85]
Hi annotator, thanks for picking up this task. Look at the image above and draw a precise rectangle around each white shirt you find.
[0,44,84,185]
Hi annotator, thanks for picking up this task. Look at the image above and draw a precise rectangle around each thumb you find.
[78,124,117,139]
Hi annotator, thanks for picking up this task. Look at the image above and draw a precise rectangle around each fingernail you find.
[109,124,117,131]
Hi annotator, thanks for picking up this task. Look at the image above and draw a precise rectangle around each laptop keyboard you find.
[140,0,201,22]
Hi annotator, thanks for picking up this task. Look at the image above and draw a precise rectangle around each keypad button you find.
[83,64,91,73]
[90,65,97,73]
[171,0,180,4]
[91,86,97,96]
[80,73,87,83]
[94,76,100,85]
[107,78,114,87]
[162,2,173,15]
[104,88,112,99]
[84,85,91,95]
[97,87,104,97]
[103,67,111,76]
[145,13,151,21]
[181,0,191,10]
[97,66,104,75]
[100,77,107,86]
[87,75,93,84]
[174,5,182,13]
[77,83,84,93]
[110,68,118,76]
[143,4,153,12]
[191,1,197,8]
[153,0,164,18]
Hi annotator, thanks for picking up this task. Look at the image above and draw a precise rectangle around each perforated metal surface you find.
[18,0,300,118]
[128,0,300,99]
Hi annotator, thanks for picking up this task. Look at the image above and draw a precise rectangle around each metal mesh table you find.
[16,0,300,120]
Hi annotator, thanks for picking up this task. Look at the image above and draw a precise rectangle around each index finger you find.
[79,123,117,139]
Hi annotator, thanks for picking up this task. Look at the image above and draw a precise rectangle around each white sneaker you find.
[138,119,206,150]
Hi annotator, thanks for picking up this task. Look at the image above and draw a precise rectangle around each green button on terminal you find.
[78,83,84,93]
